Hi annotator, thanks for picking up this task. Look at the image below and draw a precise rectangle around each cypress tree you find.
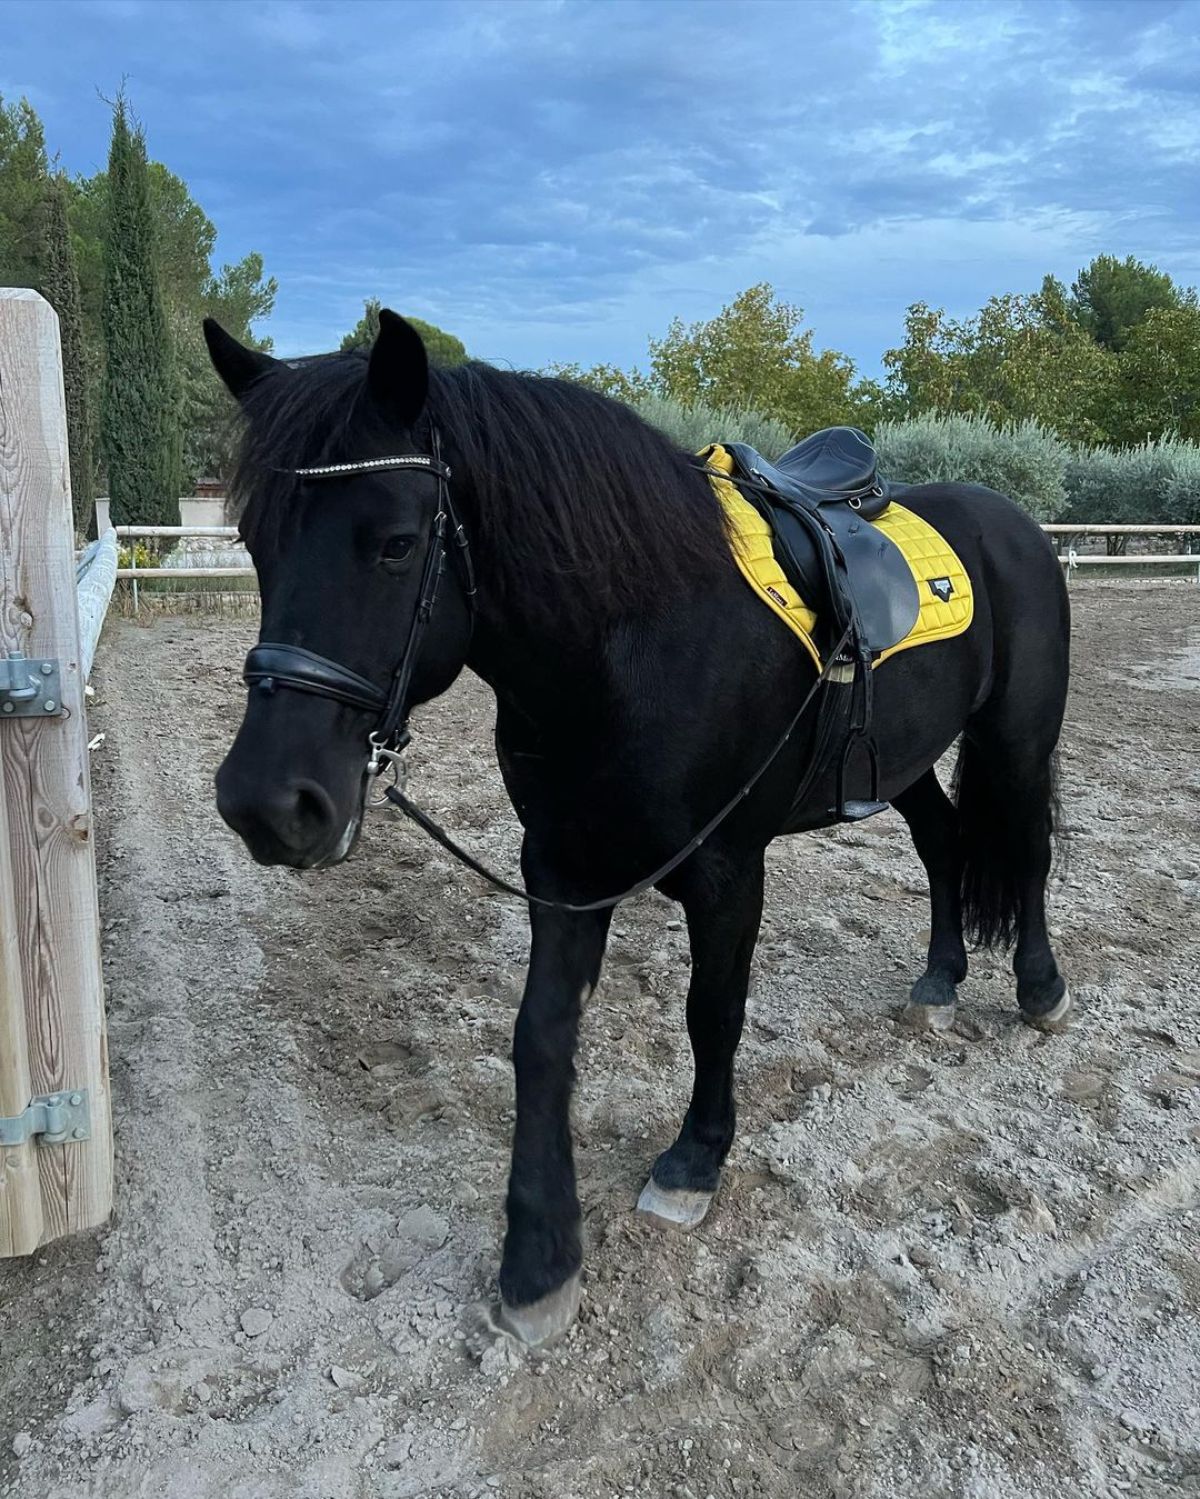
[100,99,182,526]
[40,174,95,535]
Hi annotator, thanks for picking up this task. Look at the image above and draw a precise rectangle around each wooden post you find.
[0,782,43,1254]
[0,289,112,1252]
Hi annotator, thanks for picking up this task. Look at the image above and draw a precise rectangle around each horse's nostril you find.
[291,782,336,840]
[216,767,341,864]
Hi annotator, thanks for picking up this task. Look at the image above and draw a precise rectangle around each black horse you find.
[206,311,1071,1345]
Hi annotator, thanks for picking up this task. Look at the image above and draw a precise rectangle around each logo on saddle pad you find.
[927,576,955,603]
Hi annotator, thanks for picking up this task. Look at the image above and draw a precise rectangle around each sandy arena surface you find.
[1,580,1198,1499]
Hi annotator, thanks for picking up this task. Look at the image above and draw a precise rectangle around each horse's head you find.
[206,311,474,869]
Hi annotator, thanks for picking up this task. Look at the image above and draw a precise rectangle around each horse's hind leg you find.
[893,768,968,1032]
[956,731,1070,1032]
[637,849,764,1228]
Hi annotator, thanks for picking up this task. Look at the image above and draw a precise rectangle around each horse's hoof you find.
[903,1000,957,1033]
[1023,985,1072,1034]
[498,1271,581,1347]
[636,1177,715,1229]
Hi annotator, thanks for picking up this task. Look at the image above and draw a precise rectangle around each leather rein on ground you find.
[240,432,850,913]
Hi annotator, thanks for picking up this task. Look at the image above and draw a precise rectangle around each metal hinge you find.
[0,1090,91,1148]
[0,652,63,718]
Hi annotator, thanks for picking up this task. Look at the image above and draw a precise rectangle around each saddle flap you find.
[764,497,920,657]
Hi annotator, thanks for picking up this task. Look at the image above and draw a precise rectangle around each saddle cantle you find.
[766,425,891,516]
[721,428,920,658]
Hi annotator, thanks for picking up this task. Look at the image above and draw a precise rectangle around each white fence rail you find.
[1042,524,1198,535]
[102,519,1200,601]
[75,529,119,681]
[1041,524,1200,582]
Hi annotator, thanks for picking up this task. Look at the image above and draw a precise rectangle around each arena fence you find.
[1042,525,1200,582]
[106,521,1200,607]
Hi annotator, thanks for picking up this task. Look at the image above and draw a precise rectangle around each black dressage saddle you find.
[716,427,921,823]
[722,427,919,657]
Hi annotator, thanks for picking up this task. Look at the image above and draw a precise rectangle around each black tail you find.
[952,737,1062,950]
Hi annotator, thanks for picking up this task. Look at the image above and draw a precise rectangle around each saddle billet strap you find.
[385,622,855,912]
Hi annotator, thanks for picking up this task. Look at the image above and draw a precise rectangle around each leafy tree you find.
[40,174,94,532]
[1107,304,1200,443]
[100,99,182,525]
[543,360,649,403]
[647,284,870,435]
[0,95,48,288]
[882,286,1116,444]
[1070,254,1184,352]
[339,298,467,364]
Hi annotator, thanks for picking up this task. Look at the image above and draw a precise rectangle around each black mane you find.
[231,354,734,629]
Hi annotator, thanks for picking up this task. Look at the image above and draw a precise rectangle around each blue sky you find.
[4,0,1199,377]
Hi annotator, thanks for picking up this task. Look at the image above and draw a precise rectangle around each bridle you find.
[238,428,850,911]
[242,429,475,790]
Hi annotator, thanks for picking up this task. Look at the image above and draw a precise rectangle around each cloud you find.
[5,0,1199,375]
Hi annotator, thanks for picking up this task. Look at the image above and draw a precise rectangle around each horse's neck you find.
[466,613,618,744]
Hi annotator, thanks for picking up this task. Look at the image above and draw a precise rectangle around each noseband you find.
[242,430,476,781]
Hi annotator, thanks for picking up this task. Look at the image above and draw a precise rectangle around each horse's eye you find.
[381,535,416,568]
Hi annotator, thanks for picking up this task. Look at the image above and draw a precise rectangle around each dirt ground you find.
[2,580,1198,1499]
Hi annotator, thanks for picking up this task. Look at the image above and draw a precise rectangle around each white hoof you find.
[903,1001,957,1033]
[636,1178,715,1229]
[498,1271,581,1347]
[1024,985,1072,1034]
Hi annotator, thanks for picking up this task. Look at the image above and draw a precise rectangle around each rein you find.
[383,623,850,912]
[241,429,848,913]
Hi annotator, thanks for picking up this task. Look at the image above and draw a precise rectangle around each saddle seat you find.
[741,425,891,518]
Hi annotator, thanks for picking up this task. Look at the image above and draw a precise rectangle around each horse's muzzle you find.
[215,766,349,869]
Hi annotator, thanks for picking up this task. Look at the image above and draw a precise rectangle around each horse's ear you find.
[204,319,278,400]
[367,309,428,426]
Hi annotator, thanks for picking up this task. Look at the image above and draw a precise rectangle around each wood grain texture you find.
[0,288,112,1251]
[0,777,43,1255]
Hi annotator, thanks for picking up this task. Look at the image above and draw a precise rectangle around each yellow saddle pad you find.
[702,445,973,670]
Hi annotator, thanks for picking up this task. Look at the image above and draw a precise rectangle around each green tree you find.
[543,360,649,403]
[339,298,467,364]
[647,283,869,435]
[1107,304,1200,443]
[71,162,276,483]
[882,286,1116,444]
[1070,254,1183,352]
[100,99,182,525]
[0,95,48,288]
[40,174,95,533]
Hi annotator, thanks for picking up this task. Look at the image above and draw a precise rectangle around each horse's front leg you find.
[498,900,611,1345]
